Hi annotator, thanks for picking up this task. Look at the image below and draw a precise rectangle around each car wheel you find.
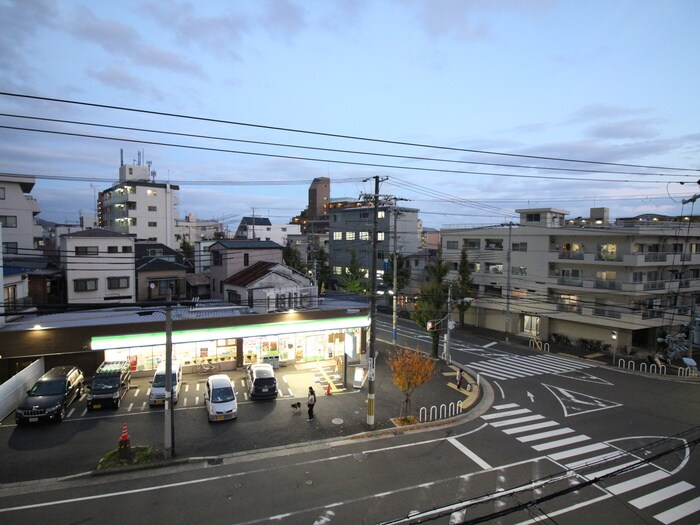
[57,407,65,422]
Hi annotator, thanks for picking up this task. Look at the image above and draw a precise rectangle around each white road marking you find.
[548,443,608,461]
[629,481,695,509]
[447,438,491,469]
[490,415,545,428]
[481,409,531,420]
[502,421,559,435]
[654,496,700,524]
[517,427,575,443]
[607,470,670,496]
[531,434,590,452]
[127,403,134,412]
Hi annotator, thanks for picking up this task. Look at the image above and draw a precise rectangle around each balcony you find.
[557,276,583,287]
[558,251,585,260]
[594,279,622,291]
[593,307,622,319]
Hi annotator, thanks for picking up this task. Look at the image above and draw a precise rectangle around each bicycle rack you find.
[419,400,464,423]
[528,339,550,352]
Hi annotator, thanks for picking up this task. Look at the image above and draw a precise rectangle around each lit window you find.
[346,232,356,241]
[333,232,342,240]
[378,232,385,241]
[359,231,370,240]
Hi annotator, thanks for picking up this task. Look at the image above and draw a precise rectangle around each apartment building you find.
[98,158,179,249]
[234,216,301,246]
[60,229,136,304]
[441,207,700,353]
[328,203,421,288]
[175,213,223,244]
[0,175,42,255]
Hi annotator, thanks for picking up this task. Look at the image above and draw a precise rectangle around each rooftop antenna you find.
[120,148,124,167]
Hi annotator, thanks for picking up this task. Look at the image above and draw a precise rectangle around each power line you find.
[2,91,698,173]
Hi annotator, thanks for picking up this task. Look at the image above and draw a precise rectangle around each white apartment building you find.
[234,217,301,246]
[176,213,223,244]
[0,175,42,255]
[441,207,700,353]
[98,159,179,249]
[60,229,135,304]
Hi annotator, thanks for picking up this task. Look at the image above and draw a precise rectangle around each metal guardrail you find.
[419,400,464,423]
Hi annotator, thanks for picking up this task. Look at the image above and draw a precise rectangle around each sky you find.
[1,0,699,231]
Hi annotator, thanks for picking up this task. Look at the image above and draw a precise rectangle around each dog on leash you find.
[291,402,302,412]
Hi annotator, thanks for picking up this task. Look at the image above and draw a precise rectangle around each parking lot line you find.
[133,388,140,397]
[127,403,133,412]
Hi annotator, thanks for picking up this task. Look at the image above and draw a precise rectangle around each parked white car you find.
[205,374,238,422]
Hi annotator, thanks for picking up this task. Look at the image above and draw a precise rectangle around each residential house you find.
[0,174,42,255]
[209,240,284,299]
[234,216,301,246]
[135,241,190,301]
[60,229,135,304]
[223,260,316,314]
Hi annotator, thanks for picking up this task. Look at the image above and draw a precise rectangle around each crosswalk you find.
[467,354,597,381]
[481,403,700,524]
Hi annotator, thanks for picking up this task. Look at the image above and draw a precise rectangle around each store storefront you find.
[90,315,368,374]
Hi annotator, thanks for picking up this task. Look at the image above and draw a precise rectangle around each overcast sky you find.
[1,0,699,230]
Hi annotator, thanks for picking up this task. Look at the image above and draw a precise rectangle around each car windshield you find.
[29,380,65,396]
[255,377,276,387]
[152,373,177,388]
[211,386,235,403]
[92,375,119,390]
[254,368,273,378]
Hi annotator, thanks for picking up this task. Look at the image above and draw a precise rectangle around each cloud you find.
[87,66,165,101]
[141,1,248,60]
[566,103,652,124]
[586,118,662,140]
[415,0,488,41]
[260,0,306,41]
[65,5,205,77]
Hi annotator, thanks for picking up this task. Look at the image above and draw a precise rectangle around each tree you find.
[313,247,330,293]
[382,253,411,292]
[338,249,365,293]
[179,239,194,260]
[454,243,475,328]
[283,244,307,274]
[411,250,449,358]
[387,347,436,422]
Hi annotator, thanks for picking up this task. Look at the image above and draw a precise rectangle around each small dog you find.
[291,402,301,412]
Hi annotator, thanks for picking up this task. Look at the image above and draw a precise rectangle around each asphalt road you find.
[1,320,699,524]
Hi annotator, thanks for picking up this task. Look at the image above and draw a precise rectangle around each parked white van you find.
[148,361,182,406]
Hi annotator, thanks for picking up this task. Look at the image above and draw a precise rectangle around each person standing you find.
[306,386,316,421]
[456,368,462,389]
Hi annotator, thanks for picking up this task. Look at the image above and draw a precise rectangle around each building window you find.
[107,246,118,253]
[243,253,249,266]
[451,262,458,271]
[346,232,356,241]
[148,221,157,227]
[0,215,17,228]
[446,240,459,250]
[333,231,342,240]
[212,251,223,266]
[148,206,157,212]
[526,213,541,222]
[512,242,527,251]
[513,266,527,276]
[485,239,503,250]
[74,279,98,292]
[466,239,480,250]
[359,231,370,241]
[122,246,133,253]
[377,232,385,241]
[378,211,386,219]
[2,242,18,254]
[0,187,5,199]
[360,212,369,219]
[75,246,99,256]
[107,277,130,289]
[333,266,342,275]
[469,262,481,272]
[247,290,254,308]
[147,248,164,256]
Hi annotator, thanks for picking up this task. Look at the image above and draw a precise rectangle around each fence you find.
[617,358,666,375]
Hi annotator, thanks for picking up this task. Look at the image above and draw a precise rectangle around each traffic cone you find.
[325,383,332,396]
[118,423,130,448]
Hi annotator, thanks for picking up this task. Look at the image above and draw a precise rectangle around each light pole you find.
[366,176,382,429]
[164,287,175,457]
[392,203,398,351]
[504,222,513,343]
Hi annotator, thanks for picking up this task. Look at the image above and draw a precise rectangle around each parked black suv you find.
[15,366,84,424]
[86,360,131,410]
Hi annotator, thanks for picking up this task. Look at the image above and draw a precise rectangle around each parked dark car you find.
[86,360,131,410]
[246,363,278,400]
[15,366,84,424]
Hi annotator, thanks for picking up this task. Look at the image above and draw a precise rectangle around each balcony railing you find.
[593,307,622,319]
[557,276,583,286]
[594,279,622,290]
[558,251,585,260]
[643,280,666,290]
[642,309,664,320]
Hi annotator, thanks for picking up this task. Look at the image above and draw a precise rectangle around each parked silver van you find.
[148,361,182,406]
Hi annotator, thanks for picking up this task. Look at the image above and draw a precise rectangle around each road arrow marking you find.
[543,384,622,417]
[527,391,535,403]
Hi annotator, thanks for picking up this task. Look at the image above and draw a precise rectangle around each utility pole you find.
[164,287,174,457]
[504,222,513,343]
[366,176,382,429]
[392,202,398,351]
[444,284,453,364]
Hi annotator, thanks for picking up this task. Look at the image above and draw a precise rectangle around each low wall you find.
[0,358,44,422]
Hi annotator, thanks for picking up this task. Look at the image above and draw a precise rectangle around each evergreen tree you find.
[313,247,330,293]
[382,253,411,292]
[283,244,307,274]
[339,249,366,293]
[454,243,475,328]
[411,249,449,357]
